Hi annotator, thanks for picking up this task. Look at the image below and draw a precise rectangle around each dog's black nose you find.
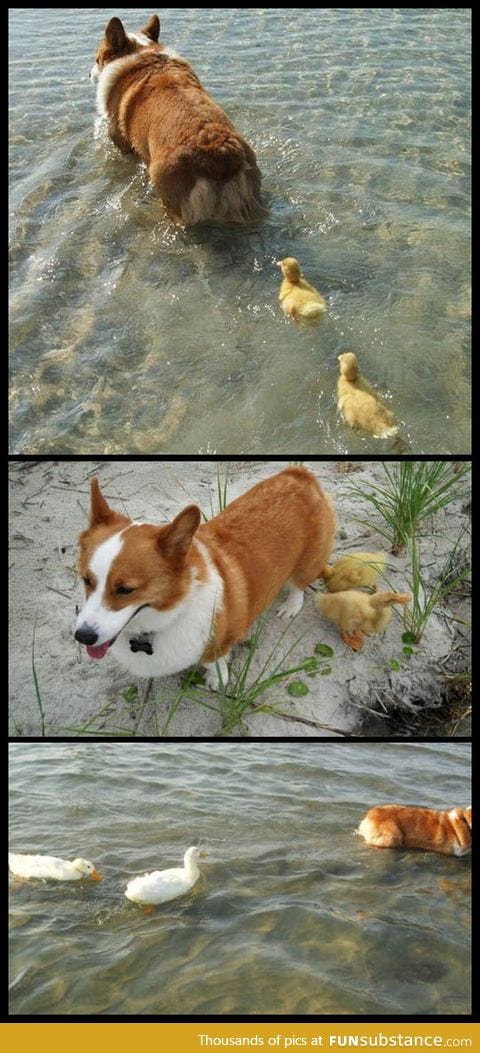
[75,625,98,646]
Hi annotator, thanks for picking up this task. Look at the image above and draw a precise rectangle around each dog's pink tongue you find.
[86,642,111,660]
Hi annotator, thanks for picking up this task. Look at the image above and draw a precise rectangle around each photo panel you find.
[9,458,471,739]
[9,739,472,1017]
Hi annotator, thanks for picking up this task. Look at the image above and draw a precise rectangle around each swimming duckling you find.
[314,589,411,650]
[8,853,102,882]
[277,257,327,320]
[337,352,397,438]
[321,552,387,593]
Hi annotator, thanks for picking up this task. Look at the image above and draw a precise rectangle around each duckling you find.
[277,257,327,320]
[8,853,102,882]
[314,590,411,650]
[321,552,387,593]
[337,352,397,438]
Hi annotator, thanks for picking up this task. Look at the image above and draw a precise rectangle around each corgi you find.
[74,467,335,691]
[358,805,472,856]
[90,13,263,225]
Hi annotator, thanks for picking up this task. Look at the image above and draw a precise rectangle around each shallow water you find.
[9,8,470,454]
[9,741,471,1016]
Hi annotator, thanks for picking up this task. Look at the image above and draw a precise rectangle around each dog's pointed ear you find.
[141,14,160,42]
[159,505,201,557]
[89,477,115,526]
[105,16,129,52]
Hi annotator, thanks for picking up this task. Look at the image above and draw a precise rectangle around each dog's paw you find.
[204,657,229,692]
[276,588,304,619]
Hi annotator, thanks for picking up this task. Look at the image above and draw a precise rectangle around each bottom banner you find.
[2,1023,478,1053]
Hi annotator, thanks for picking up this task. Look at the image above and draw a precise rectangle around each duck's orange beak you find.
[90,869,102,881]
[198,851,207,859]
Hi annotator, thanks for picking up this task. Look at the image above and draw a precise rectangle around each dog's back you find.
[92,14,263,224]
[358,804,472,856]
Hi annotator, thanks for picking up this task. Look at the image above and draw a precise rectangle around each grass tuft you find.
[404,529,471,643]
[346,461,470,554]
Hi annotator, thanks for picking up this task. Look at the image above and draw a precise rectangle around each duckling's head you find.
[73,858,102,880]
[338,352,359,381]
[277,257,302,282]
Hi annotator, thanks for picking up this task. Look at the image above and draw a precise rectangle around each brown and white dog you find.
[358,805,472,857]
[74,468,335,690]
[90,13,263,225]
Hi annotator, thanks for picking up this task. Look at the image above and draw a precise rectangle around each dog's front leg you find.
[203,656,229,692]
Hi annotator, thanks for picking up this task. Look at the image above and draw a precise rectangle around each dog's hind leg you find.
[276,582,305,619]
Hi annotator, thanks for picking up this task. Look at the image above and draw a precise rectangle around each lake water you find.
[9,741,471,1016]
[9,8,471,455]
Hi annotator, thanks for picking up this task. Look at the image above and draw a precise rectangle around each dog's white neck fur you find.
[111,536,224,677]
[93,43,181,116]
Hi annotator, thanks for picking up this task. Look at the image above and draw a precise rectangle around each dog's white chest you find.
[110,564,222,679]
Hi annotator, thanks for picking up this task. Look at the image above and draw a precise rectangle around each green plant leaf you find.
[287,680,309,697]
[339,528,348,540]
[402,646,414,656]
[303,656,319,672]
[122,686,138,702]
[189,670,206,686]
[402,631,417,644]
[389,659,401,672]
[320,666,332,676]
[314,643,334,657]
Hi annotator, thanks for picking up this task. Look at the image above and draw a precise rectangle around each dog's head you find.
[74,478,201,659]
[90,14,161,81]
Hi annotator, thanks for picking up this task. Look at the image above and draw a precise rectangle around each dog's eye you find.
[116,584,135,595]
[83,576,92,588]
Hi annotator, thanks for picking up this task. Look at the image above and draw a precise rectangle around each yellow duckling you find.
[314,589,411,650]
[278,257,327,320]
[321,552,387,592]
[337,352,397,438]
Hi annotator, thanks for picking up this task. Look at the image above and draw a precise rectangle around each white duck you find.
[9,853,102,882]
[125,846,205,906]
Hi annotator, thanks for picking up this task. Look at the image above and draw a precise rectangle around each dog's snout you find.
[75,625,98,646]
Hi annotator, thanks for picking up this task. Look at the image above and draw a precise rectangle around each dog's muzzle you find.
[75,624,99,646]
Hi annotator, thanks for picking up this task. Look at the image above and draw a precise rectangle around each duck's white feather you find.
[125,846,203,905]
[8,853,101,881]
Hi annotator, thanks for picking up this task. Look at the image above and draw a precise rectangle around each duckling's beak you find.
[90,869,102,881]
[276,260,283,268]
[198,850,207,859]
